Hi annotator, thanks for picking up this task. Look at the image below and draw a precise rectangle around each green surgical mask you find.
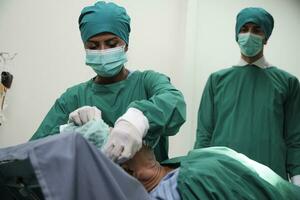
[238,33,263,57]
[86,46,127,77]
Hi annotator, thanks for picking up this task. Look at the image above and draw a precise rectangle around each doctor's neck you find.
[241,50,264,64]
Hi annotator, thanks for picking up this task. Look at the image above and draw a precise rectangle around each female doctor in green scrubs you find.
[31,1,186,163]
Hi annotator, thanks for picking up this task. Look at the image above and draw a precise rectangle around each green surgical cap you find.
[79,1,131,44]
[235,7,274,41]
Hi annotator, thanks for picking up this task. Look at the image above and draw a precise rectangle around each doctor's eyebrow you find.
[86,37,121,47]
[87,36,119,42]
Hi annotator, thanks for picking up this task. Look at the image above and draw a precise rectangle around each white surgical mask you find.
[238,33,263,57]
[85,46,127,77]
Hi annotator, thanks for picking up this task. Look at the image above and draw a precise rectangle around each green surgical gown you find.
[170,147,300,200]
[31,70,186,162]
[194,65,300,179]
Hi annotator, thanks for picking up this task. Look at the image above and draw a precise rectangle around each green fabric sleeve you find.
[194,75,214,148]
[285,77,300,177]
[30,93,73,140]
[128,71,186,146]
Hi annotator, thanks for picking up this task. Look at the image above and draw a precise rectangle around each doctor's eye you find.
[85,41,98,50]
[105,39,119,48]
[240,26,248,33]
[252,27,263,35]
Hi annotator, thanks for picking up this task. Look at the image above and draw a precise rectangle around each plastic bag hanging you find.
[0,52,17,126]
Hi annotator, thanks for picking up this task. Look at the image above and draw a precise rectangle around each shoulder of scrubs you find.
[266,66,299,79]
[64,79,93,94]
[207,67,240,87]
[211,67,237,78]
[137,70,170,81]
[30,80,93,140]
[53,79,94,109]
[265,67,300,92]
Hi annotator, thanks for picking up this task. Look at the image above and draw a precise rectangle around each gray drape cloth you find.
[0,133,150,200]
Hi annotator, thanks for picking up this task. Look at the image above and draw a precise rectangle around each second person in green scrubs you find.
[194,7,300,185]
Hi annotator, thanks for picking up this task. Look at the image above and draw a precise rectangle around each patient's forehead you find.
[120,146,156,171]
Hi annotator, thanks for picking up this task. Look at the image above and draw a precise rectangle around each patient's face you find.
[121,146,175,192]
[121,146,158,182]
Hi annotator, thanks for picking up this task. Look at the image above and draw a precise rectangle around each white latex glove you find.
[69,106,101,126]
[291,175,300,187]
[103,108,149,163]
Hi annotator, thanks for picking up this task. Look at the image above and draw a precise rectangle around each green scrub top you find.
[31,70,186,162]
[194,65,300,179]
[168,147,300,200]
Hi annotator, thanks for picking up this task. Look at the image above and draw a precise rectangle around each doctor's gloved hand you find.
[69,106,102,126]
[103,108,149,163]
[291,175,300,187]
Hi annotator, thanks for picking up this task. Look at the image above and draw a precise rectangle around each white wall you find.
[0,0,299,158]
[0,0,96,146]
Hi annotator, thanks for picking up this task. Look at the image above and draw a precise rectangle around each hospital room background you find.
[0,0,299,158]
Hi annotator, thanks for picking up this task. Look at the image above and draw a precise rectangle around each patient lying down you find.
[121,145,300,200]
[122,145,179,199]
[60,118,300,200]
